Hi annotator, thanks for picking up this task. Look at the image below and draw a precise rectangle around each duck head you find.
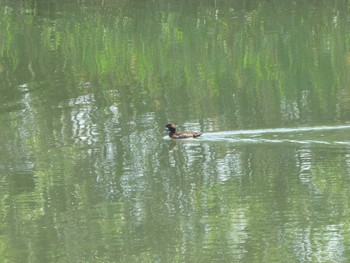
[164,123,176,133]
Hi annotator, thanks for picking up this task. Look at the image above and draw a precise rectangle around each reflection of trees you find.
[1,0,349,125]
[1,0,350,262]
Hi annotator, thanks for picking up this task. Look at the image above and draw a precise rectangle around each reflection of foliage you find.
[1,1,349,124]
[1,1,350,262]
[0,1,347,126]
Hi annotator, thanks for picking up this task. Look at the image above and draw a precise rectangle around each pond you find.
[1,0,350,262]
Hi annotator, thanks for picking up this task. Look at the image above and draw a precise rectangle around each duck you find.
[164,123,202,139]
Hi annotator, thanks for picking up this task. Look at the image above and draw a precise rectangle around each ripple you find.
[205,124,350,136]
[191,125,350,145]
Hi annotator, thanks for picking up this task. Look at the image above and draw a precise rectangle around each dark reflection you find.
[30,0,59,19]
[7,171,35,195]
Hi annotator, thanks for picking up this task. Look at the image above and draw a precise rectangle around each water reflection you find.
[68,93,98,144]
[292,224,346,262]
[2,0,350,262]
[3,91,350,261]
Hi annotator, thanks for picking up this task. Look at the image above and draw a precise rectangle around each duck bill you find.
[164,128,170,133]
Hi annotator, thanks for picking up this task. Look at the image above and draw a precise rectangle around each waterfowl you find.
[164,123,202,139]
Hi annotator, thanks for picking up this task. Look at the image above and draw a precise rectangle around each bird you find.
[164,123,202,139]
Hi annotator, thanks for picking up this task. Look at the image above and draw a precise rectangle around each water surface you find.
[1,0,350,262]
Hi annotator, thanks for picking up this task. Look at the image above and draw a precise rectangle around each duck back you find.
[173,131,202,139]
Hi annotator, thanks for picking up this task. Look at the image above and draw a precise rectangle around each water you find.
[200,125,350,145]
[1,0,350,262]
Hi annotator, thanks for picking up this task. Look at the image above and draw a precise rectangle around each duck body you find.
[164,123,202,139]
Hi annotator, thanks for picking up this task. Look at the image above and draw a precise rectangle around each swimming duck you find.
[164,123,202,139]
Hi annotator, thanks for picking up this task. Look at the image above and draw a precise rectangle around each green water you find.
[1,0,350,262]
